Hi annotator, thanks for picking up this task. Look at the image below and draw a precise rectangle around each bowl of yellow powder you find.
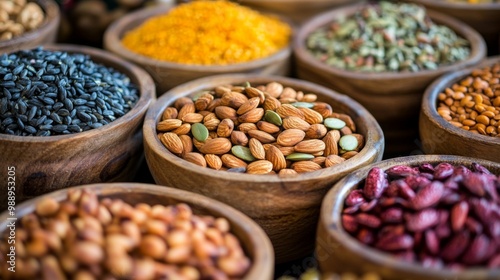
[104,0,293,95]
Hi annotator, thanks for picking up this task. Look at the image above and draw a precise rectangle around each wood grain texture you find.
[419,56,500,162]
[0,0,60,54]
[317,155,500,280]
[238,0,360,24]
[0,183,274,280]
[293,2,487,157]
[143,74,385,263]
[0,44,156,210]
[103,5,292,96]
[407,0,500,55]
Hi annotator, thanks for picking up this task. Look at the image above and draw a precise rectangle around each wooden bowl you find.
[293,2,487,158]
[143,74,385,263]
[238,0,360,24]
[317,155,500,280]
[103,5,292,95]
[419,56,500,162]
[0,183,274,280]
[0,44,155,210]
[0,0,60,54]
[407,0,500,56]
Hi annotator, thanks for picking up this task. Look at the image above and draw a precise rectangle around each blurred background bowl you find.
[0,44,155,210]
[317,155,500,280]
[419,56,500,162]
[104,5,292,95]
[406,0,500,56]
[0,183,275,280]
[0,0,60,54]
[294,2,486,158]
[143,74,384,263]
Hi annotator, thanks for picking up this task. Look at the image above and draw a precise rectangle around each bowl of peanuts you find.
[0,0,60,54]
[0,183,274,279]
[104,0,293,95]
[143,74,385,263]
[317,155,500,280]
[419,56,500,162]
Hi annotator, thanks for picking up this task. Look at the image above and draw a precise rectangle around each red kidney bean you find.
[375,234,414,251]
[381,208,403,223]
[451,201,469,232]
[410,181,444,210]
[357,228,375,245]
[405,209,439,232]
[419,163,435,173]
[465,217,483,235]
[345,189,365,207]
[472,162,492,175]
[463,173,487,197]
[435,224,452,240]
[385,180,401,197]
[434,163,454,180]
[359,199,378,212]
[441,231,471,262]
[399,182,416,200]
[462,234,491,265]
[425,230,439,255]
[343,205,360,214]
[363,167,388,200]
[356,213,381,228]
[405,176,431,190]
[342,215,358,234]
[386,165,419,178]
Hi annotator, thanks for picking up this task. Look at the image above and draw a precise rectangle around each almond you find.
[265,145,286,171]
[340,126,353,135]
[181,113,204,124]
[263,96,281,112]
[278,169,298,177]
[238,123,257,133]
[183,152,206,167]
[299,107,323,124]
[256,121,280,134]
[237,97,260,115]
[292,161,322,173]
[294,139,326,154]
[207,98,222,112]
[282,116,311,131]
[276,104,304,119]
[205,154,223,170]
[325,155,345,167]
[338,113,356,132]
[215,106,237,122]
[351,133,365,151]
[342,151,358,160]
[215,85,231,96]
[279,98,297,104]
[280,87,297,100]
[203,112,218,122]
[221,154,247,169]
[246,160,273,174]
[161,133,183,154]
[249,138,265,160]
[247,130,276,144]
[204,119,220,131]
[157,119,182,132]
[312,156,326,166]
[200,138,232,155]
[277,129,305,147]
[312,102,333,119]
[194,93,214,111]
[238,108,264,123]
[265,82,284,98]
[231,131,248,146]
[323,131,339,156]
[306,124,327,139]
[174,97,193,111]
[301,94,317,103]
[179,135,193,155]
[276,145,295,156]
[173,123,191,136]
[177,103,195,120]
[217,119,234,138]
[245,87,265,104]
[296,91,304,101]
[193,138,204,150]
[162,107,178,120]
[221,91,248,108]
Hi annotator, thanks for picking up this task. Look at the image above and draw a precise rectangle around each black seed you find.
[57,109,70,116]
[74,99,87,105]
[27,106,37,121]
[91,123,103,129]
[24,126,36,134]
[39,124,52,130]
[2,118,14,126]
[52,124,67,133]
[50,112,62,124]
[77,111,91,122]
[53,102,64,111]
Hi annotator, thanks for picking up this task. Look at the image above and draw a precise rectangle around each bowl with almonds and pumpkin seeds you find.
[0,0,60,54]
[143,74,384,263]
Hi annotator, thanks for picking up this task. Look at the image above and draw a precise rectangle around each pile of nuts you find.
[278,268,381,280]
[0,0,45,41]
[0,188,251,279]
[437,62,500,137]
[157,82,365,175]
[342,162,500,269]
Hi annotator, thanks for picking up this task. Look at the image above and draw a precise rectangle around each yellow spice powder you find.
[121,0,291,65]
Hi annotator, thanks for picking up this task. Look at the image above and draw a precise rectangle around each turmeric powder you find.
[122,0,291,65]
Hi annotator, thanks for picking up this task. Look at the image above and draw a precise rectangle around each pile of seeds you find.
[0,47,139,136]
[278,268,381,280]
[437,62,500,137]
[306,1,470,72]
[342,162,500,269]
[0,0,45,41]
[157,82,365,175]
[447,0,499,3]
[0,188,251,279]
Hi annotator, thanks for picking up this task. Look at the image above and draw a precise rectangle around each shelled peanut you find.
[157,82,365,175]
[0,0,44,41]
[342,162,500,269]
[437,62,500,137]
[0,188,251,279]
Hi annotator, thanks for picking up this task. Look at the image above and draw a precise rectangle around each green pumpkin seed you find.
[324,118,346,130]
[243,81,251,88]
[264,110,283,126]
[286,153,315,161]
[291,102,314,109]
[339,135,358,151]
[232,145,256,162]
[191,123,209,142]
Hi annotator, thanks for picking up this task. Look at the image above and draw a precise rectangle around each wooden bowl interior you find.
[0,183,274,280]
[144,74,384,186]
[294,3,486,82]
[0,0,60,53]
[319,155,500,280]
